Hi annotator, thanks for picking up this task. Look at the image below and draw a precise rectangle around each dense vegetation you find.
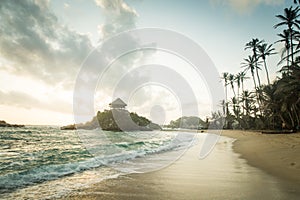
[64,109,161,131]
[214,1,300,130]
[166,116,206,129]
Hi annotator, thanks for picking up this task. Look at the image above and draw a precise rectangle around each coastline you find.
[220,130,300,183]
[60,130,300,199]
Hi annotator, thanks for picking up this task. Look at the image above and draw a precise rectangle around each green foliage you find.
[96,109,159,131]
[217,3,300,131]
[168,116,206,129]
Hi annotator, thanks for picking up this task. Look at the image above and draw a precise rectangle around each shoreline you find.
[219,130,300,183]
[60,130,300,199]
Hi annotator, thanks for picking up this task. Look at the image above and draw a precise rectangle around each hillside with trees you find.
[62,109,161,131]
[166,116,206,129]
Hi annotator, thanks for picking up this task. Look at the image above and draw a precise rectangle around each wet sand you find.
[61,130,300,200]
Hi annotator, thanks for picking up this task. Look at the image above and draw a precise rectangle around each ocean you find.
[0,126,195,199]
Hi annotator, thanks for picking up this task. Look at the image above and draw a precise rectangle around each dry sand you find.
[221,130,300,183]
[61,130,300,199]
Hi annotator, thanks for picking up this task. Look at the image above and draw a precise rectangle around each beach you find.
[61,130,300,200]
[222,130,300,183]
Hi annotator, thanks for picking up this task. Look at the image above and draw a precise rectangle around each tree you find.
[276,29,291,68]
[236,71,249,115]
[242,55,263,114]
[245,38,263,87]
[241,90,255,117]
[241,55,259,90]
[228,73,236,97]
[274,6,300,65]
[221,72,229,116]
[258,42,276,84]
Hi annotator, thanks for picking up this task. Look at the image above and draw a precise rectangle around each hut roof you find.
[109,98,127,107]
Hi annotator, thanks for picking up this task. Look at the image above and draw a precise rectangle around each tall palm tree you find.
[258,42,276,85]
[235,73,241,100]
[245,38,263,87]
[221,72,229,115]
[276,29,291,68]
[241,55,259,90]
[237,71,249,95]
[228,73,236,98]
[242,55,263,114]
[274,6,300,65]
[236,71,249,115]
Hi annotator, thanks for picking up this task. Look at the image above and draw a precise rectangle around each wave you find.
[0,131,195,193]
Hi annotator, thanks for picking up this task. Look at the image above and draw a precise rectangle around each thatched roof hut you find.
[109,98,127,109]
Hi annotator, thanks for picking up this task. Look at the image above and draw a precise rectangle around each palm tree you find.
[231,97,239,118]
[236,71,249,115]
[258,42,276,85]
[242,55,263,115]
[274,68,300,129]
[241,55,259,90]
[241,90,255,117]
[274,6,300,65]
[221,72,229,115]
[245,38,263,87]
[237,71,249,95]
[276,29,291,68]
[228,74,236,97]
[235,73,242,117]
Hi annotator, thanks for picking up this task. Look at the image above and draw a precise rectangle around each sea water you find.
[0,126,194,199]
[1,127,299,200]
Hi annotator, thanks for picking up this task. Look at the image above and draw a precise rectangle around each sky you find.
[0,0,295,125]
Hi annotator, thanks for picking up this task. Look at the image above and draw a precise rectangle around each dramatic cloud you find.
[210,0,284,14]
[0,0,93,87]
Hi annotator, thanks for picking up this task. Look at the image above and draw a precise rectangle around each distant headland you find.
[0,120,24,128]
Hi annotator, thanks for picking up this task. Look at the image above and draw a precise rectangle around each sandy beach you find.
[221,130,300,183]
[60,130,300,200]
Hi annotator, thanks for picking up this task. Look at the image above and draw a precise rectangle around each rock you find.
[60,109,161,132]
[60,124,77,130]
[0,120,25,128]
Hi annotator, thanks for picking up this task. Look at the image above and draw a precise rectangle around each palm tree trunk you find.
[255,68,261,87]
[231,85,236,97]
[251,71,263,115]
[292,104,299,128]
[287,48,290,70]
[242,81,245,115]
[288,111,295,129]
[263,59,271,85]
[290,30,294,68]
[237,85,240,119]
[225,83,228,117]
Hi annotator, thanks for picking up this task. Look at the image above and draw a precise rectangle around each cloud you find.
[0,0,93,87]
[0,90,72,114]
[95,0,138,39]
[210,0,284,14]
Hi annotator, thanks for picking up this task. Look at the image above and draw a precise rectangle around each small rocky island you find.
[0,120,25,128]
[61,98,161,131]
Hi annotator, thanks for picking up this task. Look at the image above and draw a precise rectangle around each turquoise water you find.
[0,126,192,198]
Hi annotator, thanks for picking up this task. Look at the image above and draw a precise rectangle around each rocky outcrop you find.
[61,109,161,131]
[60,124,77,130]
[0,120,24,128]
